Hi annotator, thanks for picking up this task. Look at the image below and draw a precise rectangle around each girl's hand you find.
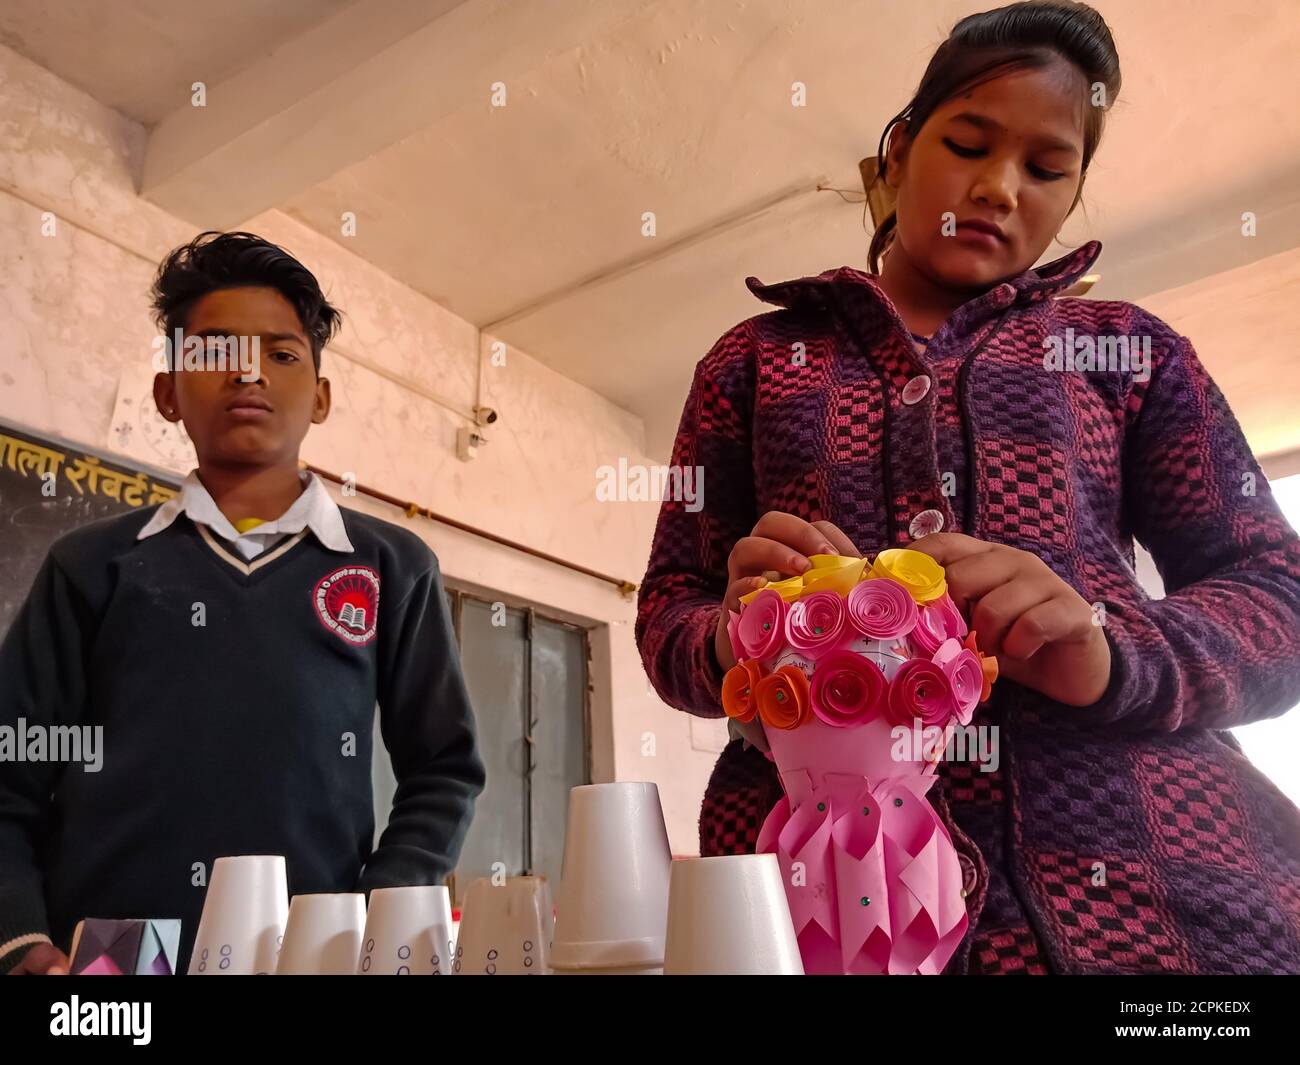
[909,532,1112,707]
[714,512,861,674]
[6,942,69,975]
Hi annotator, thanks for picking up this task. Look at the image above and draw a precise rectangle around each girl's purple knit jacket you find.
[636,240,1300,974]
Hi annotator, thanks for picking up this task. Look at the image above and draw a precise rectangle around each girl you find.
[636,0,1300,974]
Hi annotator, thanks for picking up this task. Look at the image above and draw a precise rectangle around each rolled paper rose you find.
[909,592,968,655]
[909,609,944,656]
[810,650,888,727]
[737,589,787,661]
[784,591,848,659]
[800,554,867,597]
[867,548,947,603]
[886,658,958,728]
[846,576,918,641]
[755,664,812,731]
[725,609,744,665]
[739,574,804,606]
[933,638,984,725]
[934,592,968,636]
[964,630,999,701]
[722,659,766,723]
[982,657,998,699]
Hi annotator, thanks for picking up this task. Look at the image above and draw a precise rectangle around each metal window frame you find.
[443,587,591,896]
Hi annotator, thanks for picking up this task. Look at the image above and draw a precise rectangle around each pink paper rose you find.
[932,638,983,725]
[738,588,787,661]
[810,650,889,727]
[784,591,848,659]
[846,577,918,641]
[908,592,968,656]
[886,659,958,729]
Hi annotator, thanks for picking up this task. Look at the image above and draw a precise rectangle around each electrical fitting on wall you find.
[457,406,498,461]
[456,425,485,462]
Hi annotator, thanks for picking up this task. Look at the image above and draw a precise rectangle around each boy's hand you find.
[713,512,861,674]
[7,943,69,975]
[909,533,1112,707]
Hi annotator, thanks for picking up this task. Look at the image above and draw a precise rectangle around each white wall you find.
[1139,246,1300,462]
[0,42,727,855]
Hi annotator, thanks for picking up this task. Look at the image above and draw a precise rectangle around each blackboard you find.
[0,421,181,641]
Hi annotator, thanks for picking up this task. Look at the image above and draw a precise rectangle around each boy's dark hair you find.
[868,0,1122,274]
[150,231,343,372]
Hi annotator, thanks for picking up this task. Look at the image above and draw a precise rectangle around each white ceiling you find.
[4,0,1298,458]
[0,0,356,125]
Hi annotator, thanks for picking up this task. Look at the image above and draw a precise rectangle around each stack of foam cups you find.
[663,853,804,975]
[551,782,673,975]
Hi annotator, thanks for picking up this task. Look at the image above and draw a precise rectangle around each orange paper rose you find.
[755,664,813,731]
[722,659,766,723]
[963,630,999,702]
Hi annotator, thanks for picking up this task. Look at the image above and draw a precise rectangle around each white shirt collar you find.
[137,469,354,558]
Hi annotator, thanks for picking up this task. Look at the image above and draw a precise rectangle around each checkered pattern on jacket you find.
[636,240,1300,974]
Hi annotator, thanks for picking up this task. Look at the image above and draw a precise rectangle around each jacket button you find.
[909,509,944,538]
[901,375,932,405]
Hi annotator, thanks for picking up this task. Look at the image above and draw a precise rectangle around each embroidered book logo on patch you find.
[313,565,380,645]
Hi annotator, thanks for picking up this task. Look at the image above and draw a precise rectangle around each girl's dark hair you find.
[150,230,343,371]
[867,0,1121,274]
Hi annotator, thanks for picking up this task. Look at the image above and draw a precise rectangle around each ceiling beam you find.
[140,0,646,228]
[484,176,831,331]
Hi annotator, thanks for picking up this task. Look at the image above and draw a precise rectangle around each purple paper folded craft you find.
[70,918,182,976]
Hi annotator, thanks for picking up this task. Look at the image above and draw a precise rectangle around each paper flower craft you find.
[722,550,998,975]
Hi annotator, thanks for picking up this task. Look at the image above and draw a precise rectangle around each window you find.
[1231,474,1300,805]
[371,589,590,906]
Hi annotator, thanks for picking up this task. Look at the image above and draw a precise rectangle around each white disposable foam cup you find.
[357,885,454,975]
[550,782,672,972]
[188,855,289,975]
[663,855,804,975]
[453,876,552,975]
[276,893,366,975]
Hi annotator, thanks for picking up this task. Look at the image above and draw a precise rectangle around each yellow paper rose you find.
[866,548,947,603]
[738,574,805,606]
[799,554,867,597]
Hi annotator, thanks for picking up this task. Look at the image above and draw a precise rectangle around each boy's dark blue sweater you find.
[0,504,484,972]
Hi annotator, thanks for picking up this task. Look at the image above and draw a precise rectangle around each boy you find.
[0,231,484,974]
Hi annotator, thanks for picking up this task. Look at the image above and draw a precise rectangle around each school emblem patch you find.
[313,565,380,645]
